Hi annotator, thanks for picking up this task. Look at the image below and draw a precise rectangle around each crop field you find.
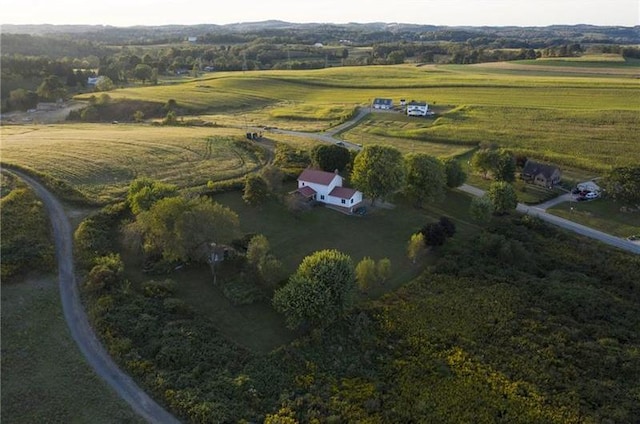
[0,124,265,202]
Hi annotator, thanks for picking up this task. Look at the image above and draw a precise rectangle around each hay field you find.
[0,124,263,202]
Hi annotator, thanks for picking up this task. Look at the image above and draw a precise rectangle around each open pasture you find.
[343,105,640,171]
[78,65,639,122]
[0,124,263,202]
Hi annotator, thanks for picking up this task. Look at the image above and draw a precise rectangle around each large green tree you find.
[127,177,178,215]
[243,174,269,206]
[487,182,518,215]
[442,158,467,188]
[310,144,351,173]
[273,249,355,329]
[404,153,446,207]
[133,64,153,83]
[469,195,494,223]
[494,150,516,182]
[246,234,283,287]
[602,166,640,206]
[351,145,405,205]
[135,196,239,262]
[37,75,66,101]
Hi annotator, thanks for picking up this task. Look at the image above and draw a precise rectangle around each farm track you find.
[11,169,181,424]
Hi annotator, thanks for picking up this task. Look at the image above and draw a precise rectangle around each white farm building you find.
[296,168,363,213]
[406,101,429,116]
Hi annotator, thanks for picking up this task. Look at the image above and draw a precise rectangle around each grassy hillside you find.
[71,63,638,173]
[0,125,265,202]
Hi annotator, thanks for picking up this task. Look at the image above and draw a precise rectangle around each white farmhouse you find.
[297,168,363,213]
[373,98,393,110]
[406,101,429,116]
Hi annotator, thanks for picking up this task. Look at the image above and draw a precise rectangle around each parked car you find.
[627,235,639,242]
[336,141,345,147]
[585,192,599,200]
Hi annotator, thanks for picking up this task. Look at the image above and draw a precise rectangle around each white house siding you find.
[326,190,363,211]
[298,175,342,199]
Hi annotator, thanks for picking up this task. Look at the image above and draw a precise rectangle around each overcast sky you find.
[2,0,638,27]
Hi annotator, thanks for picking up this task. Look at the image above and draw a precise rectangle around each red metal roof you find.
[329,186,358,199]
[298,169,339,186]
[297,186,317,197]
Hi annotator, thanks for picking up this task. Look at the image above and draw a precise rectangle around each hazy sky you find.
[2,0,638,27]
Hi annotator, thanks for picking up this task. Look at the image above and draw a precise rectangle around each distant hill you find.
[2,21,638,43]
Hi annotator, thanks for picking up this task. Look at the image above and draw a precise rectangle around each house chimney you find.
[334,169,339,174]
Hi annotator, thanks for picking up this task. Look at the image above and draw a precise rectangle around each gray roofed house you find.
[521,160,561,188]
[373,98,393,110]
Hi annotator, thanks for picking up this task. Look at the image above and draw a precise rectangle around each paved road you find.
[459,184,640,255]
[12,170,181,424]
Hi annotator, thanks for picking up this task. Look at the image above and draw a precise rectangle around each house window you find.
[350,199,354,204]
[320,195,325,200]
[341,199,346,204]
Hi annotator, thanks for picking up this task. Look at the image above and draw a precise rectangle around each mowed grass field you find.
[0,125,265,202]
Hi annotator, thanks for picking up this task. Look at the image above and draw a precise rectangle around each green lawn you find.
[1,276,143,424]
[547,199,640,238]
[117,187,480,353]
[216,187,479,294]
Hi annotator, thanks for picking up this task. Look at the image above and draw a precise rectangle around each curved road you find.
[459,184,640,255]
[12,170,181,424]
[274,110,639,255]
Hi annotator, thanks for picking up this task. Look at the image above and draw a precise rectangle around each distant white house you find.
[296,168,363,213]
[373,98,393,110]
[406,101,429,116]
[87,76,103,86]
[187,36,198,43]
[577,180,601,193]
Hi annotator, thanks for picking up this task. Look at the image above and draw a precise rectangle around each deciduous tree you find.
[273,249,355,329]
[135,196,239,263]
[310,144,351,173]
[469,196,494,224]
[377,258,392,283]
[351,145,404,205]
[442,158,467,188]
[602,166,640,206]
[487,181,518,214]
[355,257,377,291]
[404,153,446,207]
[133,64,153,83]
[407,233,426,264]
[127,177,178,215]
[243,174,269,206]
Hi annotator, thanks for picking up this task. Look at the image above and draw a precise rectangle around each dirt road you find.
[12,169,181,424]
